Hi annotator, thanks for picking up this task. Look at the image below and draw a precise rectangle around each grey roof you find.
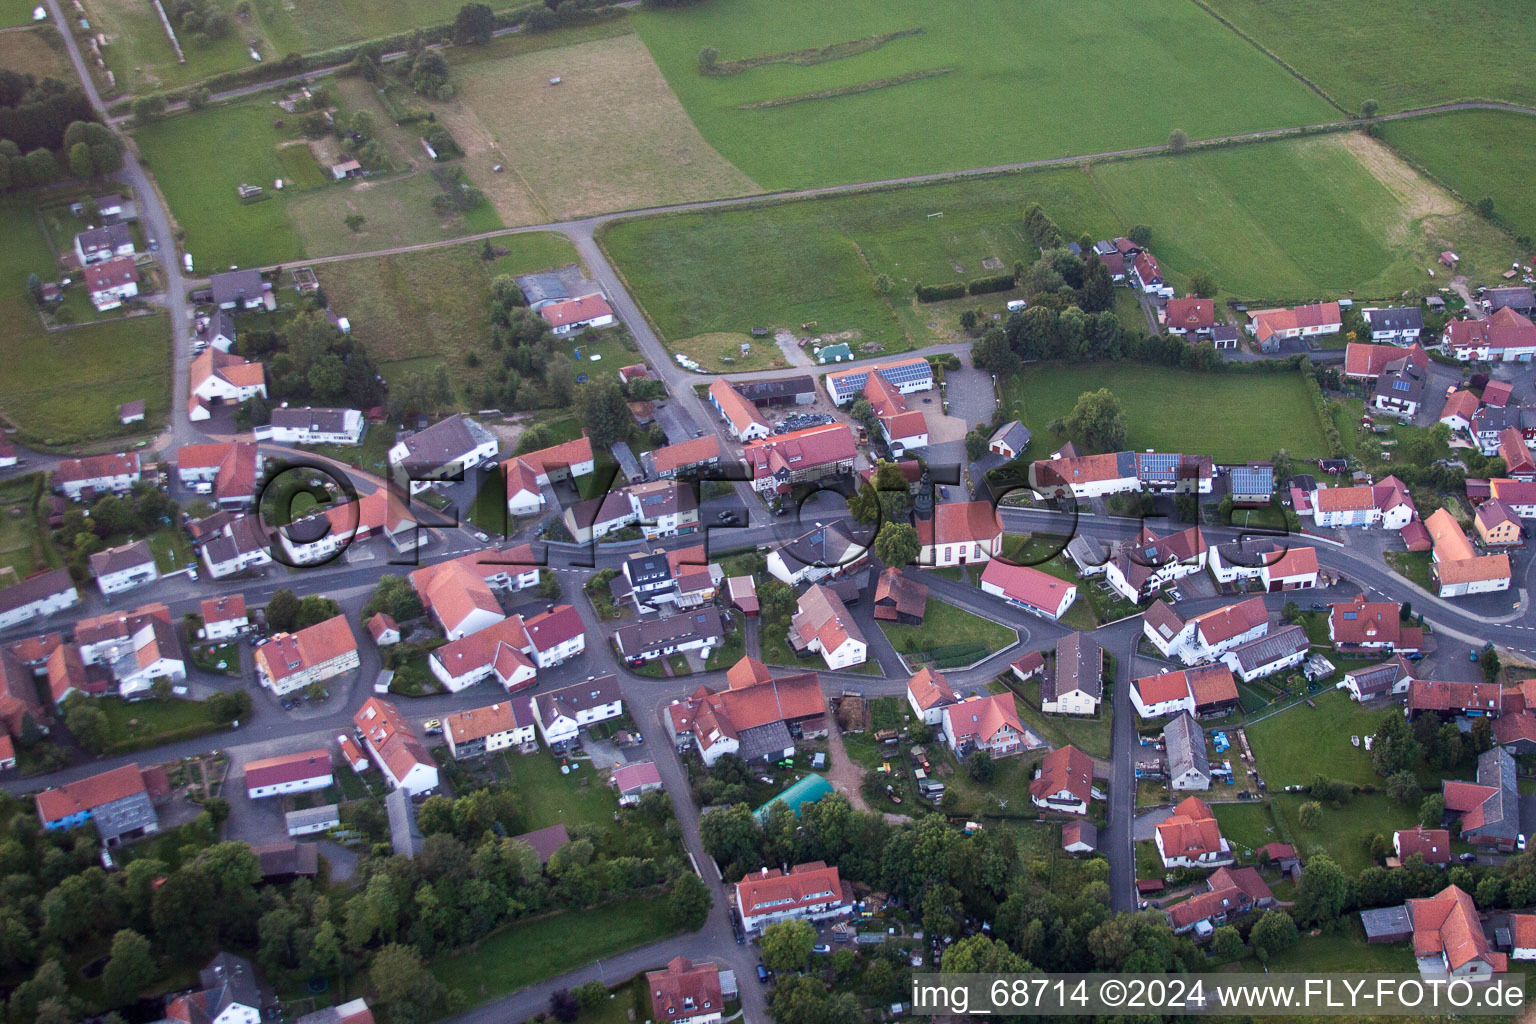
[1043,632,1101,704]
[285,804,340,831]
[1373,357,1428,405]
[209,268,264,306]
[270,407,357,433]
[197,952,264,1018]
[612,441,644,481]
[732,376,816,402]
[89,539,154,577]
[253,840,319,878]
[1365,306,1424,332]
[1360,905,1413,942]
[738,720,795,761]
[1473,404,1521,435]
[1227,624,1308,673]
[397,414,495,470]
[1066,533,1107,571]
[615,608,724,657]
[1229,465,1273,497]
[535,674,622,725]
[1485,286,1536,313]
[1211,324,1241,343]
[1345,656,1413,698]
[515,271,573,306]
[197,311,236,343]
[625,551,672,588]
[779,521,866,570]
[385,786,423,857]
[1463,747,1520,842]
[1163,711,1210,783]
[988,420,1033,455]
[76,222,132,253]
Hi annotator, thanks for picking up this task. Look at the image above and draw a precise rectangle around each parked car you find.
[422,718,442,735]
[812,944,831,954]
[756,966,770,984]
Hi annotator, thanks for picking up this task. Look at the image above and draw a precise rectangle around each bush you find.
[967,274,1015,296]
[915,282,966,303]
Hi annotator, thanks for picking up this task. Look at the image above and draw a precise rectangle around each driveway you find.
[822,725,872,812]
[943,364,998,430]
[1133,807,1176,841]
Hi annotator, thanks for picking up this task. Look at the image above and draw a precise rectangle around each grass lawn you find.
[299,424,396,477]
[94,696,222,755]
[998,674,1112,759]
[0,0,41,26]
[1245,689,1393,788]
[939,743,1045,818]
[0,201,171,446]
[1200,0,1536,114]
[0,474,59,581]
[432,896,678,1008]
[498,748,620,833]
[1379,110,1536,244]
[444,31,758,221]
[316,235,578,403]
[1260,917,1415,973]
[1210,801,1281,860]
[1005,363,1329,463]
[701,609,745,669]
[1271,791,1419,878]
[878,597,1014,668]
[147,527,192,574]
[0,25,71,79]
[1384,549,1435,594]
[633,0,1333,189]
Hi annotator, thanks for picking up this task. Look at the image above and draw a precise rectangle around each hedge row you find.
[967,274,1015,296]
[1302,369,1346,457]
[915,282,965,303]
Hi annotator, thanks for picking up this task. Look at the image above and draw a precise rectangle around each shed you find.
[611,441,644,484]
[727,575,758,616]
[1360,905,1413,944]
[753,773,833,821]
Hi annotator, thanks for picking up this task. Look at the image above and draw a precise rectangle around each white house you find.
[0,569,78,632]
[201,595,249,641]
[1155,796,1233,869]
[112,618,185,698]
[244,749,333,800]
[84,257,139,311]
[200,516,274,579]
[532,675,623,748]
[89,540,159,596]
[74,223,134,265]
[1163,712,1211,791]
[53,452,140,500]
[1221,625,1310,683]
[525,604,586,668]
[191,349,267,408]
[254,616,359,698]
[906,667,959,727]
[539,293,616,335]
[1041,633,1102,716]
[257,407,365,446]
[1028,744,1094,815]
[389,414,499,493]
[427,615,537,693]
[354,697,438,795]
[1141,598,1269,666]
[445,701,536,759]
[790,585,867,670]
[735,862,851,936]
[917,501,1003,568]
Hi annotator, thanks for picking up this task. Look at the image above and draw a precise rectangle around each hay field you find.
[446,33,759,220]
[0,27,72,80]
[1380,110,1536,244]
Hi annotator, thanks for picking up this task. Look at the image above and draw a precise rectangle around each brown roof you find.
[647,957,723,1023]
[872,567,926,620]
[1165,297,1214,331]
[54,451,139,486]
[513,823,571,864]
[446,701,531,745]
[1187,664,1239,710]
[1396,826,1451,865]
[35,763,149,822]
[1407,679,1504,715]
[726,656,773,691]
[906,667,958,712]
[1029,744,1093,806]
[88,539,154,577]
[254,615,357,685]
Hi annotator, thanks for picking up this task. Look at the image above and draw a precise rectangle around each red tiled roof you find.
[525,604,584,652]
[647,435,724,476]
[916,500,1002,550]
[1165,297,1214,331]
[736,861,843,921]
[647,956,723,1023]
[201,594,246,626]
[83,256,138,294]
[1191,598,1267,646]
[907,667,958,711]
[1187,664,1239,710]
[244,749,331,789]
[1483,380,1515,407]
[741,423,857,483]
[517,436,594,480]
[1329,594,1416,647]
[446,701,529,745]
[727,655,773,691]
[1314,485,1376,513]
[35,763,149,822]
[1407,679,1504,714]
[792,584,865,655]
[1156,796,1225,858]
[708,378,767,436]
[1445,308,1536,354]
[538,293,612,328]
[254,615,357,684]
[1440,390,1481,424]
[944,692,1024,744]
[1029,744,1093,806]
[980,559,1074,615]
[1513,914,1536,951]
[1395,826,1451,865]
[1135,669,1192,707]
[1408,885,1505,973]
[54,451,139,485]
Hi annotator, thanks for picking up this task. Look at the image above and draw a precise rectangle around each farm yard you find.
[602,131,1509,361]
[0,201,171,446]
[442,31,759,221]
[1379,110,1536,245]
[633,0,1334,189]
[313,234,580,402]
[1201,0,1536,115]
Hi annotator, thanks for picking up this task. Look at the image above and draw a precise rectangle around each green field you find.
[1201,0,1536,115]
[0,0,39,27]
[1271,791,1418,878]
[603,132,1504,356]
[496,748,619,834]
[0,201,171,445]
[633,0,1334,188]
[0,475,59,581]
[1380,110,1536,243]
[879,598,1016,666]
[1003,363,1329,462]
[314,234,579,400]
[1245,690,1391,788]
[1210,801,1281,859]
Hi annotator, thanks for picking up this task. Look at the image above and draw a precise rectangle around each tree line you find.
[0,71,122,191]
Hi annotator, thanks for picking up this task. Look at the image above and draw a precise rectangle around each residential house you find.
[244,749,333,799]
[189,349,266,419]
[767,522,869,587]
[906,667,959,726]
[1248,302,1343,346]
[1103,525,1208,603]
[258,407,365,446]
[615,608,724,664]
[444,700,536,759]
[1440,390,1481,435]
[668,663,825,765]
[74,222,134,265]
[1372,353,1429,418]
[538,293,615,335]
[532,675,623,749]
[293,998,373,1024]
[1329,594,1423,652]
[1228,464,1273,505]
[84,257,139,311]
[1475,500,1523,547]
[988,421,1032,460]
[353,697,438,795]
[524,604,586,668]
[200,594,248,641]
[628,479,701,539]
[1405,885,1506,978]
[254,615,359,697]
[408,549,541,639]
[1442,747,1519,851]
[209,268,266,310]
[735,861,852,936]
[35,762,162,844]
[1407,680,1505,721]
[516,434,595,487]
[199,515,274,579]
[1473,406,1524,455]
[612,761,664,806]
[1444,308,1536,362]
[1491,478,1536,517]
[1167,867,1273,937]
[195,311,236,351]
[917,501,1003,568]
[388,414,499,493]
[1042,632,1102,715]
[1131,664,1239,719]
[1030,450,1139,499]
[1426,507,1511,597]
[367,613,400,647]
[53,451,140,500]
[1308,476,1417,530]
[942,693,1029,759]
[1342,654,1417,702]
[1028,744,1094,814]
[1164,297,1215,337]
[1141,597,1269,666]
[1164,711,1211,791]
[89,540,158,595]
[644,435,728,480]
[873,566,926,624]
[176,441,264,510]
[504,457,544,517]
[825,357,934,405]
[426,614,535,693]
[0,646,44,737]
[979,558,1078,620]
[1222,624,1309,683]
[1502,426,1536,480]
[790,585,867,670]
[741,423,858,495]
[1131,250,1168,295]
[165,953,267,1024]
[1154,795,1233,869]
[727,575,758,616]
[1136,452,1214,494]
[1513,916,1536,961]
[1394,826,1451,867]
[855,367,931,454]
[646,957,722,1024]
[1365,306,1424,344]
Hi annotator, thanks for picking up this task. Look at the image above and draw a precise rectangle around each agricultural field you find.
[0,25,72,80]
[1379,110,1536,244]
[1201,0,1536,114]
[83,0,264,93]
[1002,363,1329,463]
[0,0,40,27]
[0,201,171,445]
[440,31,758,221]
[633,0,1334,189]
[314,233,579,400]
[603,132,1509,360]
